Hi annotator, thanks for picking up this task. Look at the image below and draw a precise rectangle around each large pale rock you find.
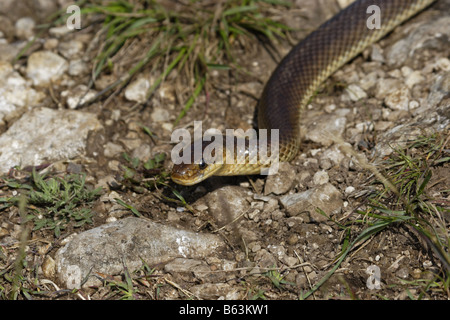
[0,107,102,173]
[304,114,347,146]
[385,16,450,67]
[201,186,251,226]
[279,183,343,222]
[26,51,68,86]
[55,217,227,289]
[0,61,44,125]
[264,162,297,195]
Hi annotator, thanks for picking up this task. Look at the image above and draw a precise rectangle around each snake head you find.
[171,139,225,185]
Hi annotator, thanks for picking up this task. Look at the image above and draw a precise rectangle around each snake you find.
[171,0,436,186]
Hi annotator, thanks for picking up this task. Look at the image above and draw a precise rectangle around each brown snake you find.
[171,0,436,186]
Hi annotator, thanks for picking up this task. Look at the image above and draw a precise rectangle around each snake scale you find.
[171,0,436,186]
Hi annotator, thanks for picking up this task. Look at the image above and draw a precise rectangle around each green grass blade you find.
[174,75,206,125]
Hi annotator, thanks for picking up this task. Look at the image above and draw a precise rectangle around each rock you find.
[396,267,410,279]
[319,144,349,167]
[421,72,450,113]
[26,51,68,86]
[370,44,384,63]
[58,40,84,59]
[14,17,35,39]
[0,107,102,173]
[55,217,227,289]
[324,104,336,113]
[42,256,56,278]
[0,61,45,126]
[61,84,97,109]
[405,70,425,89]
[267,244,286,260]
[264,162,296,195]
[190,283,233,299]
[0,43,20,63]
[279,183,343,222]
[151,107,170,122]
[388,69,402,79]
[344,84,367,102]
[375,78,402,99]
[43,38,59,50]
[374,96,449,160]
[385,16,450,67]
[435,57,450,72]
[344,186,355,194]
[319,157,332,170]
[202,186,251,227]
[68,59,89,76]
[157,82,176,102]
[304,115,347,146]
[103,142,124,158]
[384,87,411,111]
[164,258,204,274]
[0,0,58,23]
[284,0,339,33]
[336,0,353,9]
[374,121,394,131]
[359,71,380,91]
[271,210,285,221]
[131,143,152,162]
[0,16,14,41]
[312,170,329,185]
[49,26,74,38]
[354,121,374,133]
[283,255,299,267]
[124,77,150,103]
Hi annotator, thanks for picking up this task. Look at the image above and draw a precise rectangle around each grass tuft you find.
[5,169,102,237]
[51,0,292,120]
[304,131,450,299]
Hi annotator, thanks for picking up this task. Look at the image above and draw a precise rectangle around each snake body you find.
[171,0,436,186]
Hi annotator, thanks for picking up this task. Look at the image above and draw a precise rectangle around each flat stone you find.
[189,283,233,300]
[279,183,343,222]
[55,217,227,289]
[385,16,450,67]
[14,17,35,39]
[26,50,68,86]
[124,77,150,103]
[58,40,84,59]
[345,84,367,102]
[384,87,411,111]
[201,186,251,227]
[61,84,97,109]
[312,170,329,185]
[304,115,347,146]
[164,258,204,274]
[0,107,102,173]
[0,61,44,125]
[0,43,20,62]
[264,162,296,195]
[375,78,403,99]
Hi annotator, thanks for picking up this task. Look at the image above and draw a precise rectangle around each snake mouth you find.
[170,163,207,186]
[171,161,224,185]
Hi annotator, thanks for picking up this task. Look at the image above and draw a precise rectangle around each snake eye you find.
[198,160,207,170]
